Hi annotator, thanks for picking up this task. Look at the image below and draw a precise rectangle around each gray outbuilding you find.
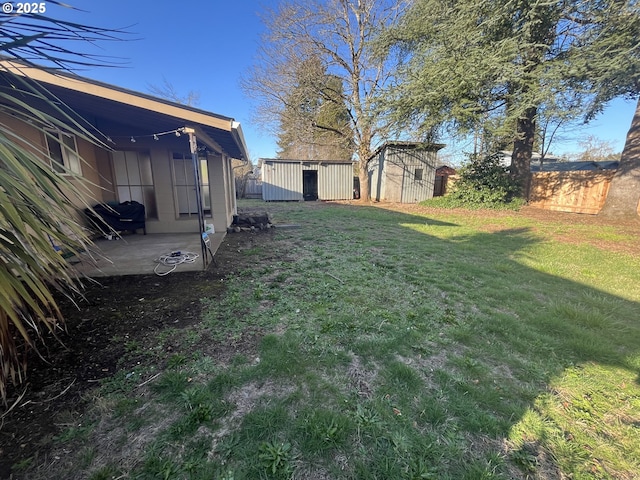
[261,158,355,201]
[368,142,445,203]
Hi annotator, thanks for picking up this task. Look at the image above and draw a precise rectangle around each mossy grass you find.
[35,200,640,479]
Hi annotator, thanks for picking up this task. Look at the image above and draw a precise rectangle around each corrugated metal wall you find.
[262,161,303,201]
[399,149,437,203]
[318,163,353,200]
[367,146,438,203]
[262,160,353,201]
[384,160,405,202]
[368,152,384,201]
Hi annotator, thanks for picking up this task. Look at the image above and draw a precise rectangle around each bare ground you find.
[0,227,270,479]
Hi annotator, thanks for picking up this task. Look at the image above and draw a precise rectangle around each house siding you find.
[0,111,105,212]
[209,153,236,233]
[0,111,237,235]
[0,65,249,239]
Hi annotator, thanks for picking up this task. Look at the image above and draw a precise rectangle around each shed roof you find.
[367,141,446,161]
[0,60,249,160]
[261,158,355,164]
[435,165,457,175]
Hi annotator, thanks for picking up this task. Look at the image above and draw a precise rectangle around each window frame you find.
[44,129,82,175]
[172,151,212,219]
[111,150,157,219]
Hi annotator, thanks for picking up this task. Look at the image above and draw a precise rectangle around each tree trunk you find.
[599,97,640,218]
[511,106,536,198]
[356,132,373,201]
[358,168,369,201]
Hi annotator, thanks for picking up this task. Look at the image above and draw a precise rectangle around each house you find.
[499,150,561,168]
[368,142,445,203]
[0,61,249,272]
[261,158,355,201]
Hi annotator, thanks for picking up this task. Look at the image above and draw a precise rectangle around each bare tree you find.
[242,0,406,200]
[147,77,200,106]
[569,135,620,163]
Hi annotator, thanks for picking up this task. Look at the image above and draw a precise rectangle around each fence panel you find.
[528,171,615,214]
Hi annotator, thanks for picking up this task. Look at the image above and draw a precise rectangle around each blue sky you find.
[41,1,637,164]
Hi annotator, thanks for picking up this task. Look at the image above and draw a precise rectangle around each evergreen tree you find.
[379,0,640,196]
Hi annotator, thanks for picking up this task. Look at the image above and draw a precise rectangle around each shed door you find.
[303,170,318,201]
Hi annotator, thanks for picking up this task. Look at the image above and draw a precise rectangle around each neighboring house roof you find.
[500,150,562,162]
[530,161,619,172]
[0,60,249,161]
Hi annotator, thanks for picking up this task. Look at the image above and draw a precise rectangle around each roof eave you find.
[231,121,250,162]
[1,59,234,132]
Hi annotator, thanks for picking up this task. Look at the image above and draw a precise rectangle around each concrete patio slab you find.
[70,231,225,277]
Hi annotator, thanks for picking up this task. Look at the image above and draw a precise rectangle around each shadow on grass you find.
[11,199,638,479]
[276,201,640,477]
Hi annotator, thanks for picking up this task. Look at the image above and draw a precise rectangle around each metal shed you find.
[261,158,355,201]
[368,142,445,203]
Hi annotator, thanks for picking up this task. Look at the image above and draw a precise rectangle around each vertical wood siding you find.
[528,171,615,214]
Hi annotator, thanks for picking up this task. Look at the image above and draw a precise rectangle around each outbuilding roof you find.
[367,141,446,161]
[260,158,355,164]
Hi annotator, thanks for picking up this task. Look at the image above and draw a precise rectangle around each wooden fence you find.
[235,169,631,215]
[236,175,262,199]
[528,171,615,214]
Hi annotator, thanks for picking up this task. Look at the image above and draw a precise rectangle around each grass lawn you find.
[20,200,640,479]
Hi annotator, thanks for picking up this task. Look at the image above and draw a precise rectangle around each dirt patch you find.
[0,228,272,479]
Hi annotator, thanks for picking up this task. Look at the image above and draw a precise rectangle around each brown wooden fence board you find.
[528,171,615,214]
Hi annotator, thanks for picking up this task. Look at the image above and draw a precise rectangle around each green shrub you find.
[423,153,524,209]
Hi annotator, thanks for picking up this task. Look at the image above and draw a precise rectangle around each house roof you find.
[530,160,619,172]
[0,60,249,161]
[501,150,561,162]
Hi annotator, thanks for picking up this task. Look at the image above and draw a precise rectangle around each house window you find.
[112,150,157,218]
[415,168,424,181]
[172,152,211,218]
[45,130,81,175]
